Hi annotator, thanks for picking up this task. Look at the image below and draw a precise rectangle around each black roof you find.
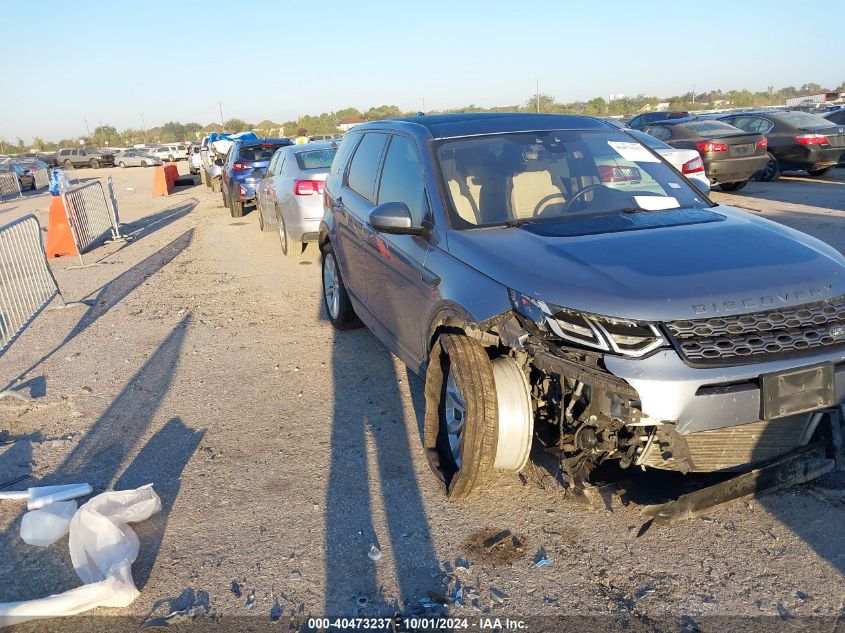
[365,112,608,139]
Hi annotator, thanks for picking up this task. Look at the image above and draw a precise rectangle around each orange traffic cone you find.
[152,166,172,197]
[45,195,79,258]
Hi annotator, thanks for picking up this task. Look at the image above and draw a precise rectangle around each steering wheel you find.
[561,184,605,214]
[531,192,568,218]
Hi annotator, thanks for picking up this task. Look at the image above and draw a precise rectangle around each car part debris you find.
[640,443,835,525]
[270,600,282,621]
[356,596,368,609]
[139,605,206,630]
[534,548,553,568]
[0,485,161,627]
[367,544,382,561]
[483,529,513,549]
[230,580,242,598]
[490,588,508,604]
[290,570,302,581]
[245,589,255,609]
[0,483,93,509]
[19,500,77,546]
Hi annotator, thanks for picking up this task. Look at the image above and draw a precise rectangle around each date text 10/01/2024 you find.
[307,617,528,630]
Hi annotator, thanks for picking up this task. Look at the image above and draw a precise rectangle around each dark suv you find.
[320,113,845,500]
[57,147,115,168]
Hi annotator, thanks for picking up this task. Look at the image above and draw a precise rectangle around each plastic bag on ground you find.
[19,501,78,547]
[0,485,161,627]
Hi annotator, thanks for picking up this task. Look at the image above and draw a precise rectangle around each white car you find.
[147,145,188,162]
[626,128,710,191]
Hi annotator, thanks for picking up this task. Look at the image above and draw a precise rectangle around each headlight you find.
[508,289,666,358]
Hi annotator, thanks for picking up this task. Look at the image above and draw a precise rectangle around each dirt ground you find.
[1,165,844,632]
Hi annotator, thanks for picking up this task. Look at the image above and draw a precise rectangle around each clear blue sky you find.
[1,0,841,143]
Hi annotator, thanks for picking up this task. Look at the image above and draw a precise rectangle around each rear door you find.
[361,134,432,366]
[334,132,388,318]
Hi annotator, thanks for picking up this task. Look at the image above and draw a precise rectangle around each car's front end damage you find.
[486,291,845,490]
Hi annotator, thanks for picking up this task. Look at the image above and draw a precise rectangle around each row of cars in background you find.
[198,133,339,256]
[619,107,845,190]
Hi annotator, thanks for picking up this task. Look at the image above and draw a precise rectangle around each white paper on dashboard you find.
[607,141,660,163]
[633,195,680,211]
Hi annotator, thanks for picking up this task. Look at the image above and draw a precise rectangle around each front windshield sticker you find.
[607,141,660,163]
[634,195,680,211]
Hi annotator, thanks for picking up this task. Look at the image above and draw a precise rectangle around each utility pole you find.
[692,85,696,104]
[84,118,91,137]
[536,79,540,114]
[218,101,225,128]
[141,114,146,134]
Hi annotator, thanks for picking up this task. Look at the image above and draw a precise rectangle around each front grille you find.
[666,296,845,365]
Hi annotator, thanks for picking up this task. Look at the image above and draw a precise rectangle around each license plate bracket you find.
[761,362,834,420]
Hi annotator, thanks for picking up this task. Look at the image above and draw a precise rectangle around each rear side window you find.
[295,148,338,171]
[329,134,360,181]
[377,135,429,225]
[346,133,388,202]
[644,126,671,141]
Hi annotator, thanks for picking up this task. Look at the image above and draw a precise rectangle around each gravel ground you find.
[0,165,844,632]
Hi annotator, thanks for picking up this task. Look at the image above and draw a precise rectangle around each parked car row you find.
[112,149,163,168]
[629,108,845,185]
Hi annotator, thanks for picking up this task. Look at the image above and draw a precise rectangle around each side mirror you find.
[369,201,423,236]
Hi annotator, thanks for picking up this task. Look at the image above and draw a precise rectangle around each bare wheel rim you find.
[763,158,776,180]
[445,370,466,468]
[323,254,340,319]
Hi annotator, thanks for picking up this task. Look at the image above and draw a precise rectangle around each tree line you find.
[3,81,843,154]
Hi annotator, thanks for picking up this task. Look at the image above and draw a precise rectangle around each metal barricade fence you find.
[0,214,61,357]
[62,180,126,266]
[0,171,22,202]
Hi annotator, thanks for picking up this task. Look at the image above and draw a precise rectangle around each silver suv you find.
[57,147,115,168]
[320,113,845,499]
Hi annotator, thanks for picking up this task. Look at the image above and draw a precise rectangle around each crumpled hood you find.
[446,206,845,322]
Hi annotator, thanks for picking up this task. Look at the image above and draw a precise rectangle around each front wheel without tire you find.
[89,159,99,169]
[211,178,221,193]
[230,199,244,218]
[431,333,500,500]
[321,245,361,329]
[119,161,126,168]
[719,180,748,192]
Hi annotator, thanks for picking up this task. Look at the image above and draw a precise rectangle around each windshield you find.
[238,144,284,162]
[437,130,711,229]
[295,148,337,170]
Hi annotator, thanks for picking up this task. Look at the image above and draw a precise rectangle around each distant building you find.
[785,92,843,108]
[337,116,366,132]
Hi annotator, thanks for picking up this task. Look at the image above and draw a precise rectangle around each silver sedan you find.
[115,150,162,168]
[256,141,338,257]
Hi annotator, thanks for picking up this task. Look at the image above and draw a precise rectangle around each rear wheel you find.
[321,244,361,329]
[141,160,148,167]
[807,167,830,177]
[277,206,301,255]
[119,161,126,168]
[168,154,175,162]
[89,158,100,169]
[756,153,780,182]
[719,180,748,192]
[63,159,72,167]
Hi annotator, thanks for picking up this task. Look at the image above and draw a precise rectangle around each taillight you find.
[238,185,247,196]
[756,136,768,150]
[794,134,829,146]
[233,162,251,171]
[696,141,727,153]
[294,179,325,196]
[682,157,704,174]
[597,164,641,183]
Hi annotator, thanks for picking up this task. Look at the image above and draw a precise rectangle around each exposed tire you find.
[321,244,361,329]
[230,199,244,218]
[63,159,72,167]
[719,180,748,192]
[211,178,221,193]
[89,159,99,169]
[807,167,830,177]
[276,205,301,255]
[141,160,148,167]
[168,155,175,163]
[756,153,780,182]
[119,161,126,168]
[430,333,499,500]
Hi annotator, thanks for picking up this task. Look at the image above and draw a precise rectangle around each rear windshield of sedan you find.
[681,121,743,138]
[436,129,710,229]
[775,111,838,129]
[295,148,337,170]
[238,144,284,161]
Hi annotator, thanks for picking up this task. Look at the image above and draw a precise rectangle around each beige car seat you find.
[510,161,568,219]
